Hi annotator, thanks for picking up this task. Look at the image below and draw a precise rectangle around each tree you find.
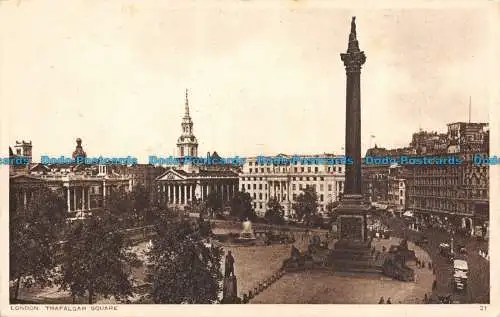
[205,192,223,217]
[9,185,66,300]
[106,190,134,224]
[326,200,340,219]
[147,214,223,303]
[292,186,319,223]
[229,191,255,220]
[264,198,284,225]
[131,185,151,225]
[58,216,137,304]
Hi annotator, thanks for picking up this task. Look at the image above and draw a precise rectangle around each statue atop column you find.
[351,16,356,36]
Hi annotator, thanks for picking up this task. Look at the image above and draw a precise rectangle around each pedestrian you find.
[378,296,385,304]
[432,280,437,291]
[428,262,432,270]
[386,297,391,304]
[421,261,425,269]
[424,293,428,304]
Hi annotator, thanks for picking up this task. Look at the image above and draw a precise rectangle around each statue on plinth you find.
[224,251,235,277]
[222,251,240,303]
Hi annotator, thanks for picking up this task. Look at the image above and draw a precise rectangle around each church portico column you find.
[184,184,187,205]
[82,187,85,210]
[67,187,71,212]
[88,187,91,210]
[279,181,283,201]
[173,184,177,204]
[73,187,77,211]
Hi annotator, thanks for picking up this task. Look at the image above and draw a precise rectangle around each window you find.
[261,168,264,173]
[259,193,262,199]
[308,167,312,173]
[247,184,250,189]
[265,184,268,189]
[267,168,271,173]
[328,184,332,191]
[320,194,324,202]
[253,184,256,189]
[293,184,296,190]
[294,167,298,173]
[320,177,324,181]
[300,177,303,181]
[339,167,342,173]
[249,168,252,173]
[253,193,256,199]
[307,177,310,181]
[249,162,253,166]
[299,184,303,190]
[327,167,331,172]
[293,194,297,200]
[259,203,262,209]
[301,167,305,172]
[400,189,403,196]
[313,177,317,181]
[259,184,262,190]
[283,194,286,201]
[315,167,318,173]
[255,161,259,166]
[241,185,245,191]
[320,184,324,191]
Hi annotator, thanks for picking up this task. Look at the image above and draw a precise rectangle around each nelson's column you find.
[331,17,373,271]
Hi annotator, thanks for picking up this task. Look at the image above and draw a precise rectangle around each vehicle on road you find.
[453,259,468,292]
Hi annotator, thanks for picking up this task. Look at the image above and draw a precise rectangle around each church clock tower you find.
[176,89,198,159]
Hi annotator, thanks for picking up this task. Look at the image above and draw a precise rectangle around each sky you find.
[1,0,498,163]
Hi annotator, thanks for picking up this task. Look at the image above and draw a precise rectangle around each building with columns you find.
[9,139,132,219]
[155,90,239,210]
[239,154,345,218]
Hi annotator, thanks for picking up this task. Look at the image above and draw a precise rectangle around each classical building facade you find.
[155,90,239,210]
[9,139,132,219]
[239,154,345,218]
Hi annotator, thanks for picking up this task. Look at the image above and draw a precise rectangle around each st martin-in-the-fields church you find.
[155,90,239,209]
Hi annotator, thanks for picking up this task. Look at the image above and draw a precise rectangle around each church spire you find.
[184,88,190,117]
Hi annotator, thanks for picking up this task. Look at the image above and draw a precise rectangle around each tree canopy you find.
[264,197,285,225]
[58,216,137,304]
[229,191,255,220]
[146,215,223,304]
[9,185,66,299]
[292,186,319,222]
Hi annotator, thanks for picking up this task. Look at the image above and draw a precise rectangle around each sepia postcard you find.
[0,0,499,316]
